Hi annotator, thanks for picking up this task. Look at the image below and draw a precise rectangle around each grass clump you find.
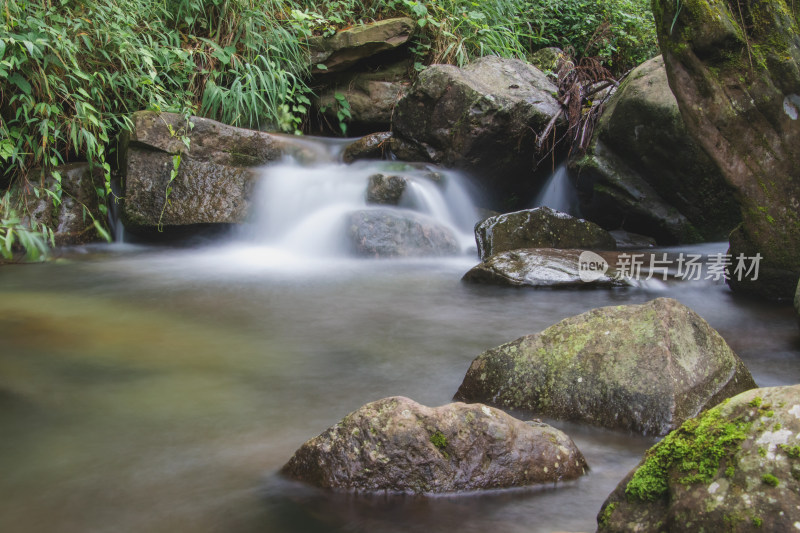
[625,402,751,502]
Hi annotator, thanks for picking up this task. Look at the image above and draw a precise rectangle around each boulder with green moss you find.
[652,0,800,298]
[281,396,587,493]
[598,385,800,532]
[569,55,740,244]
[475,207,616,260]
[455,298,756,435]
[120,111,323,235]
[391,56,564,209]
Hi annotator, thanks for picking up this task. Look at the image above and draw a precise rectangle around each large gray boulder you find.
[599,385,800,532]
[569,56,740,244]
[346,209,459,257]
[120,111,319,234]
[475,207,616,261]
[281,396,588,493]
[455,298,756,435]
[392,56,564,209]
[462,249,630,289]
[308,18,416,74]
[652,0,800,299]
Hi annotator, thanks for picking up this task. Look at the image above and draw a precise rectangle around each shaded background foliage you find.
[0,0,656,258]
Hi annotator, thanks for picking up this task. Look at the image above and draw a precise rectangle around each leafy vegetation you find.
[1,0,656,259]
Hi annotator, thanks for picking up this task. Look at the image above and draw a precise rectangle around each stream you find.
[1,142,798,533]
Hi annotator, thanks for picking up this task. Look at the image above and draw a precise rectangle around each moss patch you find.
[625,401,752,501]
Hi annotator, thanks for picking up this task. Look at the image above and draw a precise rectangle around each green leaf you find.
[9,73,31,95]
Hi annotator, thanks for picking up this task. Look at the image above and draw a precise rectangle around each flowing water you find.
[1,142,798,533]
[531,163,580,216]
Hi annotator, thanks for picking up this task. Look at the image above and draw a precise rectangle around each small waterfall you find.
[532,163,580,216]
[242,146,479,257]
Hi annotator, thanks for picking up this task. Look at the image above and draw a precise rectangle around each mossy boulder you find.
[346,208,459,257]
[652,0,800,298]
[281,396,588,493]
[569,55,740,244]
[307,18,416,74]
[21,163,106,245]
[120,111,321,235]
[462,249,631,289]
[598,385,800,532]
[455,298,756,435]
[392,56,565,209]
[475,206,616,261]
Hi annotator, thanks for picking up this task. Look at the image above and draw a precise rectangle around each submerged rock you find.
[281,396,587,493]
[308,18,416,74]
[346,209,459,257]
[455,298,756,435]
[392,56,564,208]
[462,249,630,289]
[569,56,740,244]
[475,207,616,261]
[366,174,407,205]
[599,386,800,532]
[652,1,800,298]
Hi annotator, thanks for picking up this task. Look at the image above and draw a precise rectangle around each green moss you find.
[749,397,763,408]
[599,502,617,528]
[762,473,779,487]
[753,516,763,527]
[625,402,751,502]
[725,465,735,478]
[780,444,800,459]
[430,430,449,458]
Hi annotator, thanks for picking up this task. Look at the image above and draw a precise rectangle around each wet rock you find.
[392,56,564,208]
[346,208,459,257]
[281,396,587,493]
[610,229,657,250]
[462,249,631,288]
[475,206,616,261]
[569,56,740,244]
[308,18,416,74]
[599,385,800,532]
[652,1,800,298]
[455,298,756,435]
[120,111,319,234]
[22,163,106,245]
[366,174,407,205]
[342,132,392,163]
